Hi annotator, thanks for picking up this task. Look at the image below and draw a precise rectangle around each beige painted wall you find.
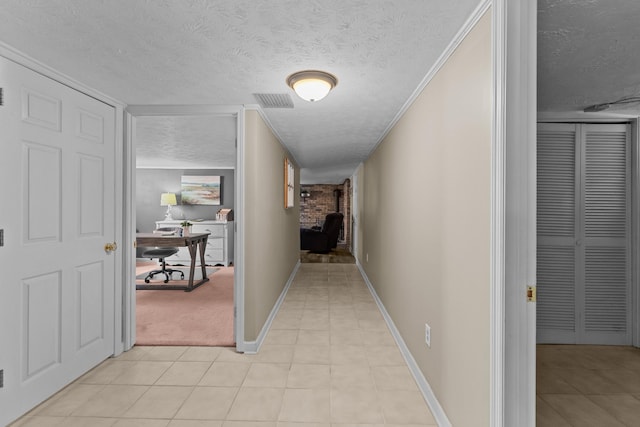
[244,109,300,341]
[355,165,365,263]
[360,11,492,427]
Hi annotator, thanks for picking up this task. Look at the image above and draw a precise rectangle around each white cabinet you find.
[154,220,234,266]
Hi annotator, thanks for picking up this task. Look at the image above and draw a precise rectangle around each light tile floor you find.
[537,344,640,426]
[11,263,437,427]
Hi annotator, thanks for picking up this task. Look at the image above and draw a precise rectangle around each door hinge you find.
[527,285,537,302]
[0,88,3,106]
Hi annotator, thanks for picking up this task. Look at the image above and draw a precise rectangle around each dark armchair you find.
[300,212,344,253]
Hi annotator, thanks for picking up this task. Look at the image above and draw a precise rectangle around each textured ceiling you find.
[136,115,236,169]
[5,2,632,182]
[538,0,640,114]
[0,0,479,183]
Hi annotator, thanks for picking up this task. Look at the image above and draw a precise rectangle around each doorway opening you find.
[124,106,245,351]
[535,120,640,425]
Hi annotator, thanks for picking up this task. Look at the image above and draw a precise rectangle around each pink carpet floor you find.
[135,264,235,347]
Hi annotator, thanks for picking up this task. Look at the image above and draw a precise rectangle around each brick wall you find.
[300,180,352,248]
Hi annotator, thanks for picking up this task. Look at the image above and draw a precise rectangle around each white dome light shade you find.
[286,70,338,102]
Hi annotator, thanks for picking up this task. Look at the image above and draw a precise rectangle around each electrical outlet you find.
[425,323,431,347]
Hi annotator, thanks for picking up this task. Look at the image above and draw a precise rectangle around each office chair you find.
[141,227,185,283]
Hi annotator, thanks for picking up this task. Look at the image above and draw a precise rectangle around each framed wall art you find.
[181,175,222,205]
[284,157,295,209]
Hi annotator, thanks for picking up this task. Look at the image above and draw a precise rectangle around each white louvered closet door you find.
[537,123,631,345]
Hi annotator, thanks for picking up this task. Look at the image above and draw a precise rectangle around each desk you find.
[136,232,210,292]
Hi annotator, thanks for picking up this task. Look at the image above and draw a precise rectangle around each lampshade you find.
[160,193,177,206]
[286,70,338,102]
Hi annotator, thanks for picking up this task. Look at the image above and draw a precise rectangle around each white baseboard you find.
[242,261,300,354]
[356,260,452,427]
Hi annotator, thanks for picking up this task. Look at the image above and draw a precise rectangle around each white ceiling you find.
[0,0,479,183]
[538,0,640,115]
[1,1,637,182]
[136,115,237,169]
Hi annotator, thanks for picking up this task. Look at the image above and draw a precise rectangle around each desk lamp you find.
[160,193,177,220]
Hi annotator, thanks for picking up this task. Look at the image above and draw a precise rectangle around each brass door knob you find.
[104,242,118,253]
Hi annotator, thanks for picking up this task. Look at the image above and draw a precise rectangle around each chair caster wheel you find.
[144,278,150,283]
[164,279,169,283]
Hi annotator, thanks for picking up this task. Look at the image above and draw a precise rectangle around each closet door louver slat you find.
[584,247,627,333]
[584,130,628,238]
[537,245,575,331]
[537,129,575,238]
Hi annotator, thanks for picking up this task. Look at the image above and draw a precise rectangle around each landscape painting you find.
[181,175,221,205]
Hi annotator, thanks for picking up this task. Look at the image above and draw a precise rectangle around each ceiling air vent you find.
[253,93,294,109]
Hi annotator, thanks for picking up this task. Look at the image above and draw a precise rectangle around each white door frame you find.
[351,164,362,258]
[123,104,246,352]
[500,1,640,423]
[496,0,537,425]
[633,117,640,348]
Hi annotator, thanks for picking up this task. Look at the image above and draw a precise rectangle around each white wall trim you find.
[538,111,640,122]
[126,104,243,116]
[491,1,506,426]
[350,163,363,256]
[242,261,300,354]
[123,112,138,351]
[135,166,236,170]
[355,260,452,427]
[112,102,126,357]
[367,0,492,158]
[234,108,247,353]
[0,41,125,108]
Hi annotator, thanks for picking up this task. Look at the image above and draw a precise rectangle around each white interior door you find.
[0,56,116,426]
[537,122,631,345]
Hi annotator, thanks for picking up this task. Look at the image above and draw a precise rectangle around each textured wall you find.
[135,168,234,233]
[360,11,492,427]
[244,110,300,342]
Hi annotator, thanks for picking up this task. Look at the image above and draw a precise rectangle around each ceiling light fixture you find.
[286,70,338,102]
